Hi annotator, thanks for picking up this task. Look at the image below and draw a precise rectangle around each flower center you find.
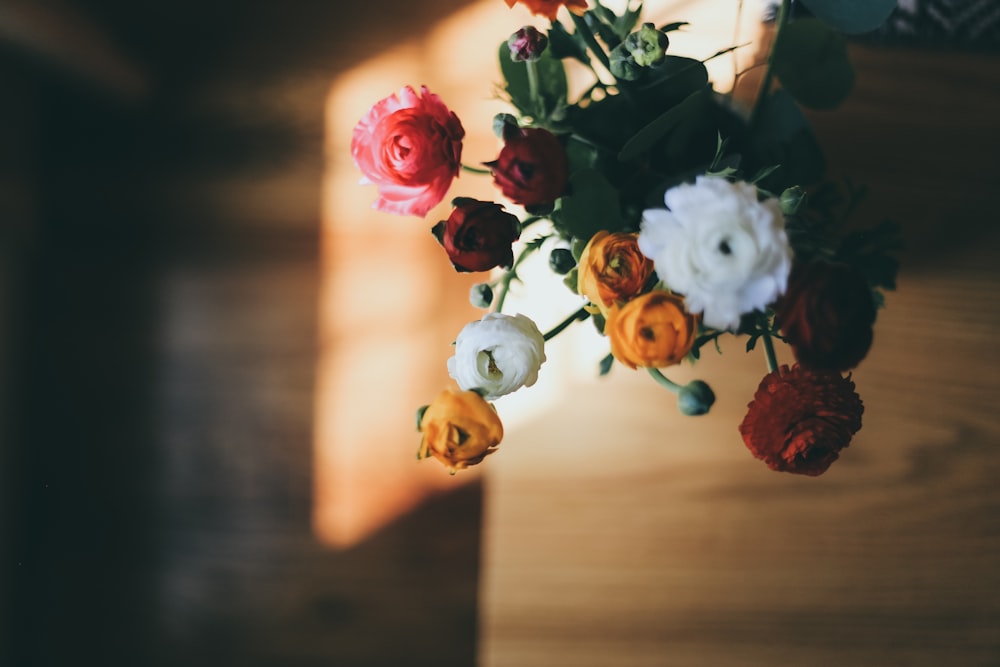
[478,349,503,380]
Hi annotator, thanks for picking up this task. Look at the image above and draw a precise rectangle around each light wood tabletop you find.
[478,44,1000,667]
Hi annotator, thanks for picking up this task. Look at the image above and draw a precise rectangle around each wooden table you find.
[478,44,1000,667]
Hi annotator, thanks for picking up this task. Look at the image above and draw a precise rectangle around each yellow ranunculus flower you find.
[576,231,654,313]
[417,389,503,473]
[606,291,697,369]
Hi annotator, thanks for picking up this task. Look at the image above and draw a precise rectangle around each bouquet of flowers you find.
[350,0,901,476]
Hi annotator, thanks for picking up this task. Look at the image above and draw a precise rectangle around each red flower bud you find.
[437,199,521,273]
[739,364,864,476]
[485,127,568,209]
[774,261,877,372]
[508,26,548,61]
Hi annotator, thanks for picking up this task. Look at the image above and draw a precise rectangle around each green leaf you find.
[772,18,854,110]
[415,405,429,432]
[688,331,723,361]
[836,219,903,290]
[800,0,898,35]
[629,55,709,109]
[430,221,446,246]
[556,168,625,240]
[591,312,606,335]
[598,352,615,376]
[618,88,706,162]
[565,134,600,175]
[659,21,689,33]
[498,42,568,121]
[562,267,579,294]
[547,19,589,65]
[524,234,550,251]
[751,89,826,185]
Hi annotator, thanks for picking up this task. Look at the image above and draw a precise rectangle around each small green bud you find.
[780,186,806,215]
[549,247,576,275]
[627,23,669,67]
[470,283,494,309]
[609,45,643,81]
[610,23,669,80]
[677,380,715,416]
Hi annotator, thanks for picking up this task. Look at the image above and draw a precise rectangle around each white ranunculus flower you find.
[447,312,546,400]
[638,176,792,331]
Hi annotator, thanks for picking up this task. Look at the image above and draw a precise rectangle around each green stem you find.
[493,242,538,313]
[570,13,611,71]
[526,58,542,116]
[646,367,682,394]
[461,164,491,175]
[748,0,791,131]
[542,307,590,342]
[731,0,745,92]
[761,328,779,374]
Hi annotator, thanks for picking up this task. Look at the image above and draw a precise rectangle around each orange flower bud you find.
[606,291,696,369]
[576,231,654,313]
[417,389,503,473]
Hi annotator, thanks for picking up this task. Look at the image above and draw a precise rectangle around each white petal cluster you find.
[447,313,546,400]
[638,176,792,331]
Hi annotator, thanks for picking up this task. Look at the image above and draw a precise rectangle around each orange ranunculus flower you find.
[417,389,503,473]
[577,231,655,313]
[503,0,588,22]
[606,291,697,369]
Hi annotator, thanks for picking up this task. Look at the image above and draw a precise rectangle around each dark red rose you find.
[485,127,568,209]
[739,364,863,476]
[774,261,877,372]
[435,199,520,272]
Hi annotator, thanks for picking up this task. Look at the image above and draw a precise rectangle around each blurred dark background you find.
[0,1,482,665]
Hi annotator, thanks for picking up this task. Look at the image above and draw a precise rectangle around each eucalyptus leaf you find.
[800,0,898,35]
[630,55,708,108]
[598,352,615,376]
[618,88,706,162]
[659,21,689,33]
[772,18,854,110]
[557,168,625,239]
[547,19,589,64]
[565,134,600,174]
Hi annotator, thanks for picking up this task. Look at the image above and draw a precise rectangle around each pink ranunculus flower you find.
[351,85,465,217]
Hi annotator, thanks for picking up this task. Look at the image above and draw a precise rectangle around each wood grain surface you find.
[479,44,1000,667]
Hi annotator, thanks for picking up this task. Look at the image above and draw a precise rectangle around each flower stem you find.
[646,367,682,394]
[761,328,779,374]
[461,164,491,175]
[493,242,539,313]
[526,58,542,116]
[543,307,590,341]
[748,0,791,131]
